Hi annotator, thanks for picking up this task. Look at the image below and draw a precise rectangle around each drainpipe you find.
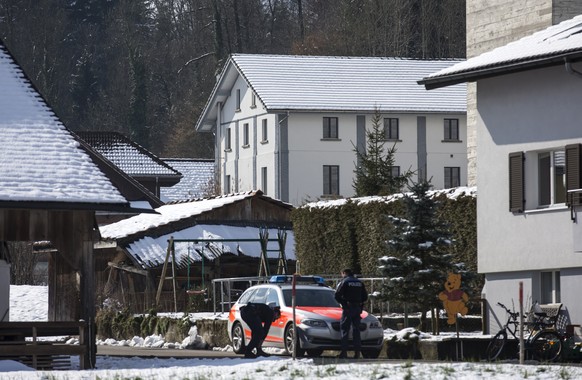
[565,58,582,79]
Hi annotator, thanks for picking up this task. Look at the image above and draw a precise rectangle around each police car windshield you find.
[282,288,341,307]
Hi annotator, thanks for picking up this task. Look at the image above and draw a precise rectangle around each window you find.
[509,147,578,212]
[236,89,241,111]
[261,119,268,142]
[444,119,459,141]
[243,123,249,147]
[390,166,400,178]
[225,175,231,194]
[444,167,461,188]
[541,271,560,304]
[323,165,340,195]
[261,167,267,194]
[251,92,256,108]
[225,128,232,150]
[538,150,565,207]
[323,117,338,139]
[384,118,399,140]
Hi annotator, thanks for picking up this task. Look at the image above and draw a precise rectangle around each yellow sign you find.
[438,273,469,325]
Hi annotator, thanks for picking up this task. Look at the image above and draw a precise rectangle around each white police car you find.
[227,275,384,358]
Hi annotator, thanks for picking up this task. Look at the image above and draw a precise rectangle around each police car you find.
[227,275,384,358]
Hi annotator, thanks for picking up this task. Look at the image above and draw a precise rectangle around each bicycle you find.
[486,302,562,362]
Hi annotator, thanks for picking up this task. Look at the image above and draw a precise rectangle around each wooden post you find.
[156,237,174,306]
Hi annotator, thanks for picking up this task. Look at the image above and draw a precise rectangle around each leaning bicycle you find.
[486,302,562,362]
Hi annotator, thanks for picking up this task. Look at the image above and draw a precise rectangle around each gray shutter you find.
[566,144,582,206]
[509,152,525,212]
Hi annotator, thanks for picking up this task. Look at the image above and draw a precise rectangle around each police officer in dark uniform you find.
[334,268,368,359]
[239,302,281,358]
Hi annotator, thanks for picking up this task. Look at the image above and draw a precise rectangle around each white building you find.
[196,54,467,206]
[421,15,582,332]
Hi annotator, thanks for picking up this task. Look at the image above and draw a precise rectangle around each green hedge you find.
[291,191,477,278]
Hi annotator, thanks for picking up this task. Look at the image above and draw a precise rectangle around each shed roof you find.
[419,14,582,89]
[197,54,467,131]
[160,158,214,202]
[0,43,127,206]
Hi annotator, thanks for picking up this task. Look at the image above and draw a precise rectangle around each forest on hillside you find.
[0,0,466,158]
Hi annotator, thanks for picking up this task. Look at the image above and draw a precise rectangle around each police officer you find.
[239,302,281,358]
[335,268,368,359]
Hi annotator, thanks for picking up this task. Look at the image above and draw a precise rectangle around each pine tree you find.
[378,181,465,331]
[353,109,413,196]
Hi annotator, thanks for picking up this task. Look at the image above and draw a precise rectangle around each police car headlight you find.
[302,319,327,328]
[369,321,383,329]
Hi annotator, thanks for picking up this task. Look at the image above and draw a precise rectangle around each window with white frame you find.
[261,167,267,194]
[384,118,399,140]
[261,119,268,142]
[509,145,581,212]
[538,150,565,207]
[225,128,232,150]
[236,89,241,111]
[251,92,256,108]
[323,165,339,195]
[243,123,249,147]
[323,117,338,139]
[225,175,231,194]
[444,118,459,141]
[444,167,461,188]
[540,270,560,304]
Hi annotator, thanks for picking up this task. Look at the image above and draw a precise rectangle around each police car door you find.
[264,288,284,344]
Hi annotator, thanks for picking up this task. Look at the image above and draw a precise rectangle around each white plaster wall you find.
[425,114,468,188]
[476,65,582,275]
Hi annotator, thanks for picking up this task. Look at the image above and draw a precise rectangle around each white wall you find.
[476,65,582,275]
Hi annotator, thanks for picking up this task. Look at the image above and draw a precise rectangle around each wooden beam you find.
[107,262,148,276]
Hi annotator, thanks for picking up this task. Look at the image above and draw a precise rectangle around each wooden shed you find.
[0,41,149,369]
[97,191,296,313]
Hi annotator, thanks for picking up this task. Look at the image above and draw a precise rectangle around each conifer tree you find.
[353,109,412,196]
[378,181,467,330]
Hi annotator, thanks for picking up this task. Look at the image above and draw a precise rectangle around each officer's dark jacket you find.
[335,276,368,307]
[241,302,275,322]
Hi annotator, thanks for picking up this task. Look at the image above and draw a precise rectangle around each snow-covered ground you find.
[2,285,582,379]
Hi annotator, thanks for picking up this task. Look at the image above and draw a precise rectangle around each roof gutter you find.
[419,51,582,90]
[565,58,582,79]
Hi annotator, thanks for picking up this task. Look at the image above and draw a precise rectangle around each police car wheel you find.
[232,322,246,354]
[284,325,305,357]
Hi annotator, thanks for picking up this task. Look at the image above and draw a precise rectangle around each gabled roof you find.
[0,42,128,207]
[160,158,214,202]
[196,54,467,131]
[419,14,582,89]
[77,131,182,179]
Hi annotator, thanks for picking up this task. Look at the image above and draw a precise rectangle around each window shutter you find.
[509,152,525,212]
[566,143,582,206]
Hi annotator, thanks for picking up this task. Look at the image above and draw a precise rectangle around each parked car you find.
[227,275,384,358]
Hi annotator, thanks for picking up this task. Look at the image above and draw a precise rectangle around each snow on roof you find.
[78,131,181,178]
[197,54,467,131]
[99,191,288,240]
[302,186,477,209]
[126,225,295,269]
[0,44,127,204]
[424,14,582,82]
[160,158,214,202]
[233,54,467,112]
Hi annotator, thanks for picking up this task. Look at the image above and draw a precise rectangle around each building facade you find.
[197,54,467,206]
